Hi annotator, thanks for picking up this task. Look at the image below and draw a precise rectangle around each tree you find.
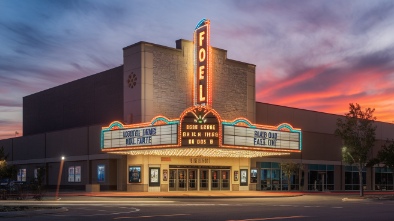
[0,146,16,181]
[335,103,376,197]
[0,146,9,179]
[375,140,394,190]
[280,162,301,191]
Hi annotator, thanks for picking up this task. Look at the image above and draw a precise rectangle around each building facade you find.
[1,20,393,192]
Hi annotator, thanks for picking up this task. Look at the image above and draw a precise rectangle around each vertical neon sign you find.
[194,19,211,107]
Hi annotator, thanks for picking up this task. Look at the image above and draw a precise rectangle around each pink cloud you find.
[0,122,22,140]
[256,66,394,123]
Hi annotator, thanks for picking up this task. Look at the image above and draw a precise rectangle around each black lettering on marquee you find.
[181,107,219,146]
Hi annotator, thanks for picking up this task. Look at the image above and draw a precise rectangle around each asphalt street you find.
[1,195,394,221]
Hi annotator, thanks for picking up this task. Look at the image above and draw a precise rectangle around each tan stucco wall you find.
[123,40,256,125]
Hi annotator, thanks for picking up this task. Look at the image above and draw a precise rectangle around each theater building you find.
[1,19,393,192]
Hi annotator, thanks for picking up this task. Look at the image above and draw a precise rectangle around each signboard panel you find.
[181,108,219,146]
[223,125,301,150]
[102,124,178,149]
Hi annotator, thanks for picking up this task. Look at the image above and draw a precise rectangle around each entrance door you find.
[200,170,209,190]
[188,169,197,190]
[169,169,177,191]
[169,167,231,191]
[221,170,230,190]
[319,172,326,191]
[178,169,187,191]
[211,170,220,190]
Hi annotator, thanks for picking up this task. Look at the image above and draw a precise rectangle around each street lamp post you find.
[55,156,65,200]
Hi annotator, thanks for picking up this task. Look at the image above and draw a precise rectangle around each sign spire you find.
[194,19,211,107]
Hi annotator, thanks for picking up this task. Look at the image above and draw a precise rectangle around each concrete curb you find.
[0,207,68,218]
[88,194,304,199]
[41,191,305,199]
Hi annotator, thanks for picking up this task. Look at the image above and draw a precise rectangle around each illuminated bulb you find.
[107,148,290,158]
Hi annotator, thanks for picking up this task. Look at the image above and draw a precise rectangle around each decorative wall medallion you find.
[127,72,137,88]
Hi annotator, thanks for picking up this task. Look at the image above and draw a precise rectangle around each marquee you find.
[101,107,302,155]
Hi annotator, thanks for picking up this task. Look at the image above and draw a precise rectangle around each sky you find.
[1,0,394,139]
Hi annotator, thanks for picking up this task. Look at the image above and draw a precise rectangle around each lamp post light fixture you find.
[55,156,65,200]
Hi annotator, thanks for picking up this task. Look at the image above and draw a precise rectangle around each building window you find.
[34,168,44,182]
[68,167,75,182]
[129,166,141,183]
[68,166,82,183]
[375,167,393,191]
[345,166,366,190]
[17,169,26,182]
[260,162,301,191]
[260,162,280,190]
[308,164,334,191]
[75,166,81,182]
[98,165,105,182]
[34,168,38,180]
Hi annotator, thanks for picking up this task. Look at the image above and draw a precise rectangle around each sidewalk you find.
[42,190,394,199]
[47,190,304,198]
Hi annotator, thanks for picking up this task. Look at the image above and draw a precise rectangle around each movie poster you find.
[163,169,168,181]
[129,166,141,183]
[234,171,239,181]
[149,168,160,186]
[150,168,159,183]
[240,169,248,186]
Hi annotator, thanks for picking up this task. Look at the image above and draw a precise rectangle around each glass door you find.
[261,169,272,190]
[272,169,281,190]
[319,172,326,191]
[188,169,197,190]
[200,170,209,190]
[211,170,220,190]
[178,169,187,191]
[221,170,230,190]
[169,169,177,191]
[169,167,231,191]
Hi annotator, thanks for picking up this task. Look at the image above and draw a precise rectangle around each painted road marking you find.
[227,215,308,221]
[51,207,140,217]
[0,200,176,205]
[113,213,190,219]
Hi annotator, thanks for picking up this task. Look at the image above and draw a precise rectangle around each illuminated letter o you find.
[199,48,206,62]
